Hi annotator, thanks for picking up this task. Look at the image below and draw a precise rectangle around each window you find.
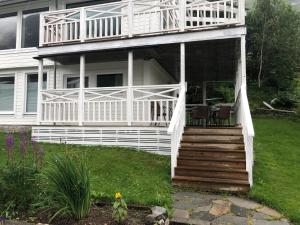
[97,74,122,87]
[0,13,17,50]
[22,8,48,48]
[0,75,15,111]
[66,77,89,88]
[26,73,47,113]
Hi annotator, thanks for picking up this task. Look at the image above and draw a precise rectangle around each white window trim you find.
[0,74,16,115]
[24,71,49,115]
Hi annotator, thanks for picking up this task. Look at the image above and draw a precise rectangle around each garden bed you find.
[36,204,151,225]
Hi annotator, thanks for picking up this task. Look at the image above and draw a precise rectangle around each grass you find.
[250,117,300,224]
[0,133,172,208]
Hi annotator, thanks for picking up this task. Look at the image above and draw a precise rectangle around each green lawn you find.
[0,133,172,208]
[250,117,300,224]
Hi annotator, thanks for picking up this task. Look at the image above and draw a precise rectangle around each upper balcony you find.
[39,0,245,47]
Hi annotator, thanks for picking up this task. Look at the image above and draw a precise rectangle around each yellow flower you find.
[115,192,122,200]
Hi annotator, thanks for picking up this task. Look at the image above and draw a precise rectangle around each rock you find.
[209,199,231,217]
[146,206,169,225]
[211,215,249,225]
[172,209,190,219]
[256,207,283,219]
[228,196,262,210]
[231,204,253,217]
[151,206,167,217]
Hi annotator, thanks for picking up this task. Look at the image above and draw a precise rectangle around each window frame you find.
[24,72,49,115]
[0,74,16,114]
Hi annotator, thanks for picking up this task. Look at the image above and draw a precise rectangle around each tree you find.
[246,0,300,92]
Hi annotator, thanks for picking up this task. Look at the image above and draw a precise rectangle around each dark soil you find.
[37,204,151,225]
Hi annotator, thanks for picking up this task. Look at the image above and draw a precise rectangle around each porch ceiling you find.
[50,38,239,84]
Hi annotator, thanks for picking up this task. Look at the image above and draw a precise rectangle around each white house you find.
[0,0,254,192]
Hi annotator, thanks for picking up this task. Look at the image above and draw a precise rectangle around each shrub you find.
[0,131,44,218]
[43,154,91,221]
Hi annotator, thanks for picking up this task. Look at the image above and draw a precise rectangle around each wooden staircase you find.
[172,127,250,192]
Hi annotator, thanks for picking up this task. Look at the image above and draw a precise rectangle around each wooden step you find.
[172,175,250,192]
[182,135,244,144]
[184,127,242,136]
[175,166,248,181]
[179,149,245,159]
[180,142,245,151]
[177,157,246,169]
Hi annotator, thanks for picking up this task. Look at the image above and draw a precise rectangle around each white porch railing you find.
[40,0,245,46]
[39,84,180,125]
[83,87,128,123]
[167,86,186,178]
[235,84,255,186]
[40,89,79,122]
[133,84,180,123]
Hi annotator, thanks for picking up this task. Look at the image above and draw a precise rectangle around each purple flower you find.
[6,133,14,162]
[19,131,28,158]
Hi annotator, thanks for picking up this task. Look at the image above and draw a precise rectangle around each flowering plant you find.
[112,192,128,224]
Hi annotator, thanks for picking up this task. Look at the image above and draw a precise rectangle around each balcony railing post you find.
[128,0,134,37]
[179,0,186,32]
[80,7,86,42]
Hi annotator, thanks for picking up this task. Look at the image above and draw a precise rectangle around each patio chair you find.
[191,106,209,127]
[216,105,232,126]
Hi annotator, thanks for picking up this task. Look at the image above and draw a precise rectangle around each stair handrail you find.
[235,84,255,186]
[168,86,186,178]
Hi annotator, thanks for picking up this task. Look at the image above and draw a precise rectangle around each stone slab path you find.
[171,192,291,225]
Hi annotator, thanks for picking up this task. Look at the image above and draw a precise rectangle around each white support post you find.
[78,54,85,126]
[127,50,133,126]
[39,13,45,47]
[80,7,86,42]
[180,42,186,125]
[128,0,133,37]
[239,0,246,25]
[203,81,207,105]
[241,35,247,87]
[179,0,186,32]
[180,43,186,88]
[37,59,44,125]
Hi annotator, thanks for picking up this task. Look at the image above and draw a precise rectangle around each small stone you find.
[256,207,283,219]
[231,204,253,217]
[253,219,290,225]
[228,196,262,210]
[209,199,231,217]
[194,205,211,212]
[151,206,167,217]
[190,211,216,221]
[172,209,190,219]
[211,215,249,225]
[252,211,273,220]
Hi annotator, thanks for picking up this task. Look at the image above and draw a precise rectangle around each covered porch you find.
[36,39,245,127]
